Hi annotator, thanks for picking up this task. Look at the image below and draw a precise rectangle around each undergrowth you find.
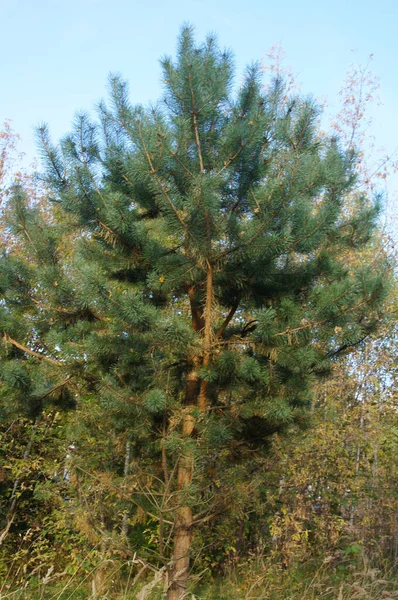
[1,553,397,600]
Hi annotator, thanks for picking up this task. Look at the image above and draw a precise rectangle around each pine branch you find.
[218,213,275,260]
[215,297,240,339]
[171,150,195,179]
[37,376,73,400]
[3,333,62,366]
[275,291,382,339]
[192,507,226,526]
[217,126,258,176]
[74,464,174,525]
[290,213,330,250]
[78,123,105,205]
[137,121,186,230]
[188,72,204,174]
[37,125,67,186]
[97,219,122,243]
[241,319,258,335]
[18,221,45,265]
[30,297,103,321]
[325,334,368,359]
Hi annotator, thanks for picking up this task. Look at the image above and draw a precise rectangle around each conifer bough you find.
[0,26,390,599]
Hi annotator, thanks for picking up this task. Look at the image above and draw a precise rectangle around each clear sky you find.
[1,0,397,222]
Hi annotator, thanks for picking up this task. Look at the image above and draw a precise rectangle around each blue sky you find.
[1,0,397,222]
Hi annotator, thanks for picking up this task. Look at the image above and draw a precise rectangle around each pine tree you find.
[0,27,391,599]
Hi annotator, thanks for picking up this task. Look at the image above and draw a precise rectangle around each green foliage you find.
[143,388,167,413]
[0,26,394,599]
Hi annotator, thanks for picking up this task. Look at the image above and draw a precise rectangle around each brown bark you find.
[188,286,204,332]
[198,262,213,412]
[167,263,213,597]
[167,293,202,598]
[167,412,195,600]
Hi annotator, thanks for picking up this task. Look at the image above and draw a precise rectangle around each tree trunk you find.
[198,262,213,412]
[121,439,131,537]
[167,411,195,600]
[167,264,213,598]
[168,505,193,600]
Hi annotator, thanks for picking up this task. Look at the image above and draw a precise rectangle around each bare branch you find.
[3,333,62,366]
[215,297,240,339]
